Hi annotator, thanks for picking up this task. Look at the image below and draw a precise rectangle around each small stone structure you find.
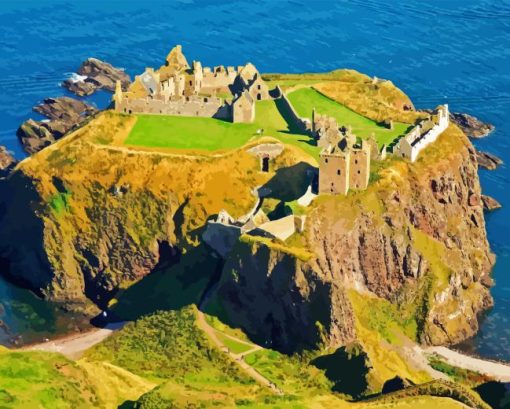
[246,143,284,172]
[319,128,371,195]
[393,105,449,162]
[113,45,271,123]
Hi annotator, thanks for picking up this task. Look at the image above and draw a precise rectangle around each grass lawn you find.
[287,87,410,147]
[124,100,321,159]
[215,332,254,355]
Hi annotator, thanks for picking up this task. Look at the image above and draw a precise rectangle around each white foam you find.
[68,73,88,83]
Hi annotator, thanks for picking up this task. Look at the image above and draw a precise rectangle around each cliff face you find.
[214,124,494,352]
[0,113,313,311]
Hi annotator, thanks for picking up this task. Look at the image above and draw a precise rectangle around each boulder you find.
[476,149,503,170]
[63,58,131,96]
[0,146,16,177]
[450,112,495,139]
[16,119,55,155]
[17,97,97,154]
[481,195,502,211]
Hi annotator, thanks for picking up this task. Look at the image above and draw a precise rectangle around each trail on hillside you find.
[22,322,125,360]
[195,310,283,395]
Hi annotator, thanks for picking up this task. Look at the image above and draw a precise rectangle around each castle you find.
[393,104,449,162]
[113,45,271,123]
[318,126,372,195]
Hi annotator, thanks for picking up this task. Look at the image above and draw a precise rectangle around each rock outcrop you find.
[1,113,496,354]
[17,97,97,154]
[476,150,503,170]
[450,112,495,139]
[214,125,494,351]
[0,147,16,177]
[63,58,131,96]
[481,195,502,211]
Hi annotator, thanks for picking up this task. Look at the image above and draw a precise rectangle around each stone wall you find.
[115,95,230,119]
[274,86,311,133]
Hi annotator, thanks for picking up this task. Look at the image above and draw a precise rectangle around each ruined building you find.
[393,104,449,162]
[113,45,271,123]
[319,128,371,195]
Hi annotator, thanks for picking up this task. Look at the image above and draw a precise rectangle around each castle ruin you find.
[393,104,449,162]
[318,127,371,195]
[113,45,271,123]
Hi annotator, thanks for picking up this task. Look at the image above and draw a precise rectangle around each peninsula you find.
[0,45,503,409]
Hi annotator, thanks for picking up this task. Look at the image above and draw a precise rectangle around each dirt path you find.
[425,346,510,382]
[196,310,283,395]
[22,322,125,360]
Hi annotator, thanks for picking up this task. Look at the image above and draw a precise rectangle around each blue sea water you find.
[0,0,509,357]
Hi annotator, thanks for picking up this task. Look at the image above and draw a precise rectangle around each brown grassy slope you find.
[9,111,315,304]
[264,69,426,124]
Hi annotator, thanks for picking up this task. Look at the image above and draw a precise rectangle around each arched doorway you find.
[262,156,269,172]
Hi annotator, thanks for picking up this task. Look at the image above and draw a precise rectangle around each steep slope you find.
[213,124,493,355]
[0,112,313,309]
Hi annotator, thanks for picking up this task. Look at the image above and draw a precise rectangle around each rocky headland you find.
[476,150,503,170]
[17,97,97,154]
[450,112,495,139]
[0,147,16,177]
[62,58,131,97]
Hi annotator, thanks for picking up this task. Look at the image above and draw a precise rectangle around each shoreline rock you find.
[481,195,502,211]
[17,97,97,154]
[476,150,503,170]
[62,58,131,97]
[450,112,495,139]
[0,146,17,177]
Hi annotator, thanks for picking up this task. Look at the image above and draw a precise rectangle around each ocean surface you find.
[0,0,509,357]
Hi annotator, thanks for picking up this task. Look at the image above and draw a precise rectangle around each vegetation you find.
[239,234,314,262]
[264,69,424,124]
[85,307,249,384]
[287,87,409,147]
[428,355,491,388]
[244,349,333,395]
[125,100,320,159]
[0,347,151,409]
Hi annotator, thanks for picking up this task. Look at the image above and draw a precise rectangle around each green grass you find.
[0,348,96,409]
[48,190,71,216]
[125,100,320,159]
[287,87,409,147]
[244,349,332,395]
[85,307,250,384]
[215,332,254,355]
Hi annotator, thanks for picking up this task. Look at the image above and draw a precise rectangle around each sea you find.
[0,0,509,358]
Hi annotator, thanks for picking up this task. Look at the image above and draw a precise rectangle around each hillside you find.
[0,68,497,407]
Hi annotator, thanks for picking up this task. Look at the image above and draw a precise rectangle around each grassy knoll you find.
[85,307,250,384]
[124,100,320,159]
[287,87,409,147]
[0,347,152,409]
[265,69,424,124]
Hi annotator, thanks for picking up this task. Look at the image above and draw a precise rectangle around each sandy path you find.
[23,322,125,360]
[196,310,283,395]
[425,346,510,382]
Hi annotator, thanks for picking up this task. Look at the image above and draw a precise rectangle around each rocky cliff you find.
[0,107,494,355]
[213,124,494,352]
[0,113,312,312]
